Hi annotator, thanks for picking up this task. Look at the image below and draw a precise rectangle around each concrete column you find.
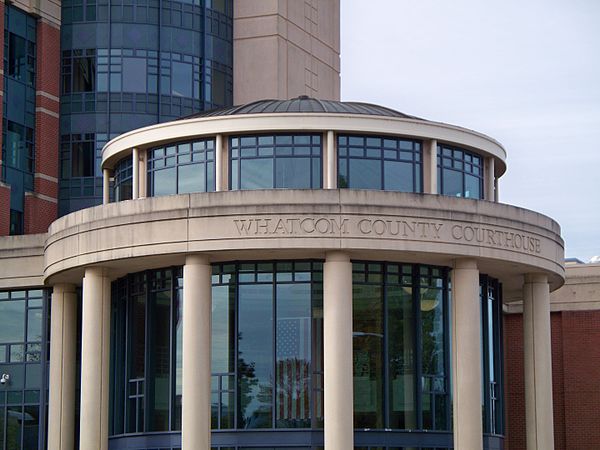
[80,267,111,450]
[325,130,336,189]
[102,169,110,204]
[451,259,483,450]
[485,157,495,201]
[215,134,223,191]
[323,251,353,449]
[182,254,212,450]
[523,274,555,450]
[48,283,78,450]
[494,177,500,202]
[423,139,437,194]
[138,149,147,199]
[132,148,139,199]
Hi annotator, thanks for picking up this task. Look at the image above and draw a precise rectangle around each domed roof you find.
[182,96,424,120]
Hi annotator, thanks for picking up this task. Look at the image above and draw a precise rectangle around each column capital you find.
[185,253,211,266]
[84,266,111,279]
[453,258,478,270]
[524,273,549,284]
[52,283,77,295]
[325,250,350,262]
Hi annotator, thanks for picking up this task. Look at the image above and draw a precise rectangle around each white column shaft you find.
[523,274,555,450]
[451,259,483,450]
[80,267,111,450]
[182,254,212,450]
[138,149,147,198]
[48,284,78,450]
[423,139,438,194]
[102,169,110,204]
[215,134,223,191]
[326,130,336,189]
[132,148,139,199]
[485,157,495,201]
[323,251,353,449]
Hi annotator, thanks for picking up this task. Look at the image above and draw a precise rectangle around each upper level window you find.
[147,139,215,197]
[230,135,321,190]
[338,135,422,192]
[5,6,36,88]
[62,49,96,94]
[437,144,483,199]
[4,121,34,173]
[114,157,133,202]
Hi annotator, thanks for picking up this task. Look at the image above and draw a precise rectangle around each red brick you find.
[24,194,57,234]
[0,183,10,236]
[504,311,600,450]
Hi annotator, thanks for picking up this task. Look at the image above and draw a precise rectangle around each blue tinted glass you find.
[122,58,147,93]
[0,300,25,343]
[153,167,177,196]
[384,161,413,192]
[178,163,204,193]
[349,159,381,190]
[240,159,273,190]
[465,174,481,199]
[238,284,273,428]
[275,158,311,189]
[442,169,462,197]
[171,61,192,97]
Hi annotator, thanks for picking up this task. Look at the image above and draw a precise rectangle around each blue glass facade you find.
[59,0,233,214]
[2,5,37,235]
[0,289,50,450]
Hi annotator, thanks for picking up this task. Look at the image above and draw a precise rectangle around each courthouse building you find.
[1,0,599,449]
[1,95,566,450]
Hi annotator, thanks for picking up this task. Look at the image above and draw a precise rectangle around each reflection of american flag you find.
[277,317,310,421]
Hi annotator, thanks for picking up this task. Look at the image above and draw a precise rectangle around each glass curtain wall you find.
[230,135,322,190]
[0,289,49,450]
[147,139,216,197]
[3,5,37,235]
[338,136,422,192]
[352,262,450,431]
[110,261,324,437]
[59,0,233,214]
[437,144,483,199]
[480,276,504,436]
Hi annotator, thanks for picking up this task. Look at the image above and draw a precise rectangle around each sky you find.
[340,0,600,261]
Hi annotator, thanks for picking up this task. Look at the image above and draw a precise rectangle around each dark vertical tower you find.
[59,0,233,214]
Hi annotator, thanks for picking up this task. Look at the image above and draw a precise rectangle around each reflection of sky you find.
[0,301,25,343]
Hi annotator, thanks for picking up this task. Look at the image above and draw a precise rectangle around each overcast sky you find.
[340,0,600,261]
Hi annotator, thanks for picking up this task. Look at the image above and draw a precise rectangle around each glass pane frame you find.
[338,135,423,192]
[437,144,484,199]
[351,262,451,432]
[229,134,322,190]
[147,139,216,197]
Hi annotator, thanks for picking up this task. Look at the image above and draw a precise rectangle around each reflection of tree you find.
[421,289,443,377]
[237,333,258,427]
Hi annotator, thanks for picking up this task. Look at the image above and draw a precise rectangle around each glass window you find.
[230,134,321,190]
[148,139,215,197]
[110,262,323,435]
[171,61,193,97]
[437,144,483,199]
[122,57,147,93]
[71,141,95,177]
[72,55,96,92]
[352,263,450,431]
[114,157,133,201]
[338,135,422,192]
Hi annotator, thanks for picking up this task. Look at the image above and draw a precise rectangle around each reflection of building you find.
[0,96,566,450]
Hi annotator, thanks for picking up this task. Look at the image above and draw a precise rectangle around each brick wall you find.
[504,310,600,450]
[0,184,9,236]
[24,193,56,234]
[0,2,5,236]
[30,19,60,234]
